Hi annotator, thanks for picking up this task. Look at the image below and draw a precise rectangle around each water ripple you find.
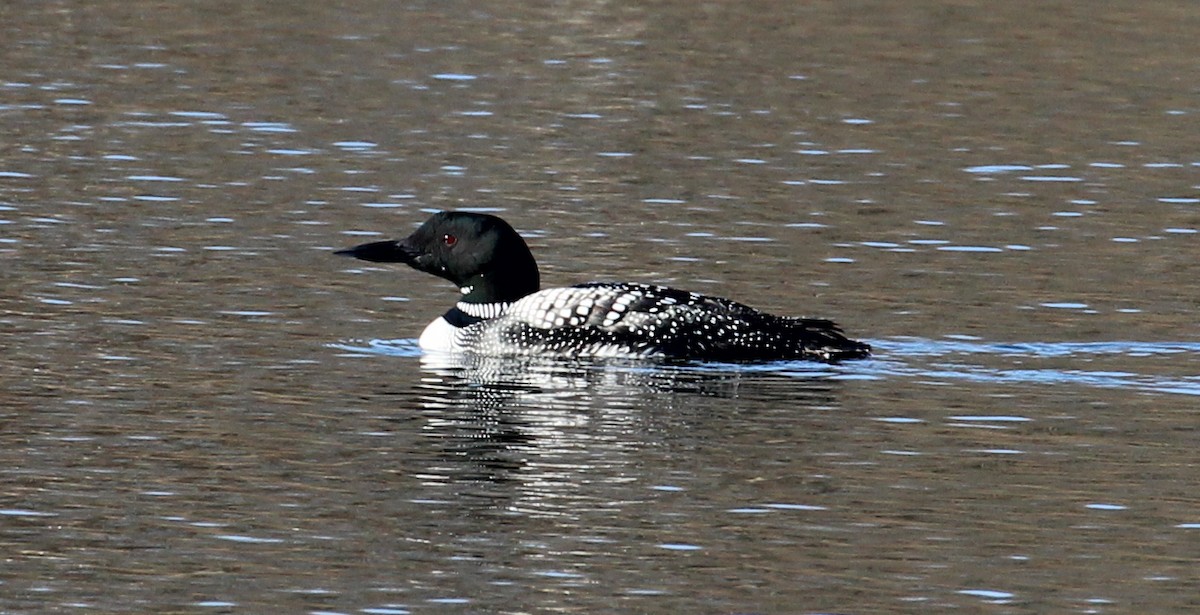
[872,338,1200,358]
[329,338,1200,396]
[868,338,1200,395]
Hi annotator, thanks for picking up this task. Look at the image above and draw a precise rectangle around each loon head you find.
[336,211,540,304]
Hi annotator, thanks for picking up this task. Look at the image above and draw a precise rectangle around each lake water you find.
[2,1,1198,613]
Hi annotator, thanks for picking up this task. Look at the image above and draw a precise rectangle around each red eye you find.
[442,234,457,247]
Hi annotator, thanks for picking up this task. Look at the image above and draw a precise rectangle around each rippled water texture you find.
[3,1,1199,613]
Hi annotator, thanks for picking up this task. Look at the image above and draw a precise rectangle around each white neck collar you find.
[456,301,509,319]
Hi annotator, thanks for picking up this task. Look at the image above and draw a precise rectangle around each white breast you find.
[418,316,463,352]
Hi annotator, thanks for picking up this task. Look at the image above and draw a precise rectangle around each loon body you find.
[337,212,870,362]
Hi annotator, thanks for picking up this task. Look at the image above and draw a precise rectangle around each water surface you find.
[3,1,1199,613]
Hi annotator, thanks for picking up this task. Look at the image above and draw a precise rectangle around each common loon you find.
[336,211,870,362]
